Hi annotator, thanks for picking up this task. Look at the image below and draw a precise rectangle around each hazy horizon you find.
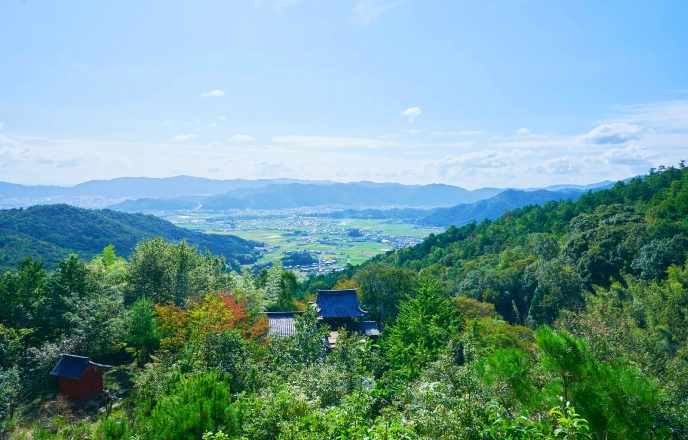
[2,1,687,188]
[0,173,623,192]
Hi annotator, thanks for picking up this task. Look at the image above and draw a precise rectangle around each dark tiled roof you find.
[49,354,112,380]
[314,289,366,319]
[266,312,303,337]
[348,321,380,337]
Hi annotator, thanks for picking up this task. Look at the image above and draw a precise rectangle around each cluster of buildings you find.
[266,289,380,349]
[51,289,378,402]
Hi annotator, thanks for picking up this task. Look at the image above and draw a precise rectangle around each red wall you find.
[58,367,104,402]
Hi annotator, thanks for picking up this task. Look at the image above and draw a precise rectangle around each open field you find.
[163,212,441,273]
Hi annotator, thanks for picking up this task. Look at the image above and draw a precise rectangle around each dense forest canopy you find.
[1,164,688,439]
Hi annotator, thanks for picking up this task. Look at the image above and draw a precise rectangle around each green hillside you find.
[0,204,260,271]
[305,164,688,325]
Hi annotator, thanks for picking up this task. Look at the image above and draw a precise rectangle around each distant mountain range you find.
[316,187,611,228]
[0,204,260,272]
[0,175,620,212]
[0,176,333,199]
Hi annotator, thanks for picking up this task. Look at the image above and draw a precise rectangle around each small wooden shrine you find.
[49,354,111,402]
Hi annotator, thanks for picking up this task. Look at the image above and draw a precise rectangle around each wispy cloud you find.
[274,135,400,148]
[208,142,221,148]
[170,134,198,142]
[401,107,422,123]
[227,134,256,143]
[354,0,400,24]
[200,89,225,98]
[205,122,217,128]
[163,120,171,126]
[611,100,688,130]
[598,144,653,167]
[516,128,531,135]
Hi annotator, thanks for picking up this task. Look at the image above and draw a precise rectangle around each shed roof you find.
[266,312,303,337]
[313,289,366,319]
[49,354,112,380]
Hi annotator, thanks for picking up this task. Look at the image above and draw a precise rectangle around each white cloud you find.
[194,119,201,126]
[406,129,421,134]
[208,142,221,148]
[218,116,227,120]
[431,149,529,180]
[227,134,256,143]
[205,122,217,128]
[517,128,531,135]
[354,0,400,24]
[200,89,225,98]
[581,123,643,144]
[525,145,655,176]
[163,120,171,126]
[401,107,422,123]
[170,134,198,142]
[273,135,400,148]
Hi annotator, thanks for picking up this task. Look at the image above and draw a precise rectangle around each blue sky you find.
[1,0,687,188]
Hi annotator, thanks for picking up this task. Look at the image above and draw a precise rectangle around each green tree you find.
[0,366,20,430]
[124,297,159,364]
[383,278,463,379]
[353,262,416,325]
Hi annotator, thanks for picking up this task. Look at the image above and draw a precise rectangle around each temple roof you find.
[266,312,303,337]
[347,321,380,337]
[313,289,366,319]
[49,354,111,380]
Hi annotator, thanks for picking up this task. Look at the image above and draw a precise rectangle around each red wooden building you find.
[49,354,111,402]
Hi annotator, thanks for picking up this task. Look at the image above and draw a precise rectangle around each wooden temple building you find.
[49,354,111,402]
[266,289,380,348]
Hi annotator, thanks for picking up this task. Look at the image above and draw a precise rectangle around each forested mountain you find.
[107,197,200,212]
[418,188,586,227]
[0,204,259,271]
